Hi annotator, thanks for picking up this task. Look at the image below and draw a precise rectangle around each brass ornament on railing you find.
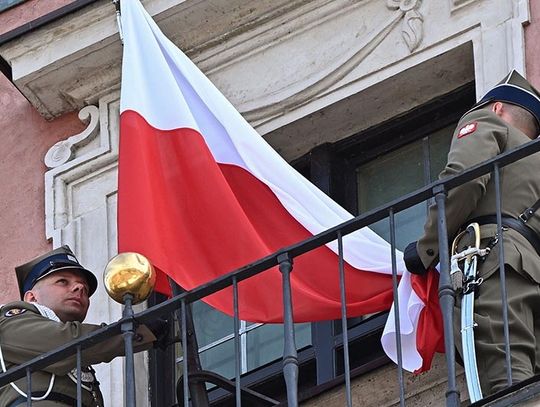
[103,252,156,304]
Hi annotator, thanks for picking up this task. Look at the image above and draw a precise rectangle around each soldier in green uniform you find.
[0,246,158,406]
[403,70,540,396]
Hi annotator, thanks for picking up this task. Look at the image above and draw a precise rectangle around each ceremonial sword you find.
[451,223,489,403]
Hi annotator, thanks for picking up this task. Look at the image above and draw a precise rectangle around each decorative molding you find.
[387,0,424,52]
[44,105,100,168]
[0,0,308,119]
[241,0,424,122]
[43,93,150,405]
[449,0,482,13]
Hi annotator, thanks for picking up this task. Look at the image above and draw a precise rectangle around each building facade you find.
[1,0,540,405]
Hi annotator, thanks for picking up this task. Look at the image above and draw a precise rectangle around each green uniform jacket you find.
[0,301,156,406]
[417,108,540,283]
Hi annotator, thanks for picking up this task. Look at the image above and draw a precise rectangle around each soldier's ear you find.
[23,290,38,302]
[491,101,504,116]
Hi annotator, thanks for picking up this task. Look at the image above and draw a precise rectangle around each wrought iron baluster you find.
[389,208,405,406]
[337,231,352,407]
[181,299,189,407]
[494,163,512,386]
[233,277,242,406]
[26,367,31,407]
[77,345,82,407]
[122,293,136,407]
[170,281,209,407]
[434,184,460,407]
[278,252,298,407]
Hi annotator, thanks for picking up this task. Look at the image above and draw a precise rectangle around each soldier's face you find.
[26,270,90,322]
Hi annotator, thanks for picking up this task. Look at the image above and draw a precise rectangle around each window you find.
[190,301,311,380]
[357,123,455,250]
[149,81,476,406]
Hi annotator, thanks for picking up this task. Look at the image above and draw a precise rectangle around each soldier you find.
[0,246,159,406]
[403,70,540,396]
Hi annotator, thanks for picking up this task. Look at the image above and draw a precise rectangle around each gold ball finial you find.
[103,252,156,304]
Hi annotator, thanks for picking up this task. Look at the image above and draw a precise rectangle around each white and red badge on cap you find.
[457,122,477,138]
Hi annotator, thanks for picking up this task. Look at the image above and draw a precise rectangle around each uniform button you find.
[426,249,434,256]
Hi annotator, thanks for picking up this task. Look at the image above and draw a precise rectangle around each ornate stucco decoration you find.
[387,0,424,52]
[241,0,424,122]
[44,105,100,168]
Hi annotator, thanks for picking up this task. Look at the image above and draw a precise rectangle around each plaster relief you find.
[45,105,100,168]
[231,0,424,123]
[387,0,424,52]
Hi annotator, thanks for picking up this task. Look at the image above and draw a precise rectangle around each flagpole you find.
[112,0,124,44]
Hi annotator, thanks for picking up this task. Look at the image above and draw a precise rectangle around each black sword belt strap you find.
[468,214,540,257]
[519,197,540,223]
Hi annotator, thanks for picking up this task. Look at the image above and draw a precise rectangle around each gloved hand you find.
[403,241,428,275]
[145,317,170,350]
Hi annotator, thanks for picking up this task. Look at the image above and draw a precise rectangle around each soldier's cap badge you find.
[458,122,477,138]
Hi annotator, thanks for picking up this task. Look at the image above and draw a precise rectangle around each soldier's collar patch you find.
[458,122,477,138]
[5,308,27,317]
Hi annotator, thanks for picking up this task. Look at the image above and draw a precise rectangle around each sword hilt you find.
[450,258,463,292]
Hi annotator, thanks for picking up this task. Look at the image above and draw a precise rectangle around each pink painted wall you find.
[525,0,540,88]
[0,0,74,35]
[0,0,82,303]
[0,74,84,303]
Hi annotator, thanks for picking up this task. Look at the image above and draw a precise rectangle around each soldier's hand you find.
[146,317,170,350]
[403,241,428,275]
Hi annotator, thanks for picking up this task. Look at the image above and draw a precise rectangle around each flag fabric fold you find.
[381,269,444,372]
[118,0,443,372]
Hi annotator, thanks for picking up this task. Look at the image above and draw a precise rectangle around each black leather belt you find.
[468,215,540,257]
[8,391,82,407]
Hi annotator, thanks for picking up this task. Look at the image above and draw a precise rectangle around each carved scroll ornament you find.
[44,105,100,169]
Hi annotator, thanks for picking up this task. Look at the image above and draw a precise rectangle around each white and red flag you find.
[118,0,443,373]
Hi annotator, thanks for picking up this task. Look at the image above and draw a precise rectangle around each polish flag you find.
[118,0,443,373]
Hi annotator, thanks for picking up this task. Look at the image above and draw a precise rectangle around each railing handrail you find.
[2,136,540,392]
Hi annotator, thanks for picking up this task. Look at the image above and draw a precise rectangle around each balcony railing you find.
[2,136,540,406]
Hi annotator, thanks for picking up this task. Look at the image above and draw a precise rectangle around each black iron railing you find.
[2,137,540,406]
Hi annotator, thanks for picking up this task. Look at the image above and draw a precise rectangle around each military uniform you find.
[417,108,540,282]
[404,70,540,395]
[0,301,155,407]
[0,247,158,406]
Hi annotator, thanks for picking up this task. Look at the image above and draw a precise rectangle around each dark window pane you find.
[356,123,454,249]
[357,139,427,249]
[429,123,455,181]
[357,140,425,207]
[246,323,311,371]
[192,301,233,348]
[199,339,236,380]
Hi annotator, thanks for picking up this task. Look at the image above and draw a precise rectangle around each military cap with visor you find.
[15,245,98,299]
[466,69,540,129]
